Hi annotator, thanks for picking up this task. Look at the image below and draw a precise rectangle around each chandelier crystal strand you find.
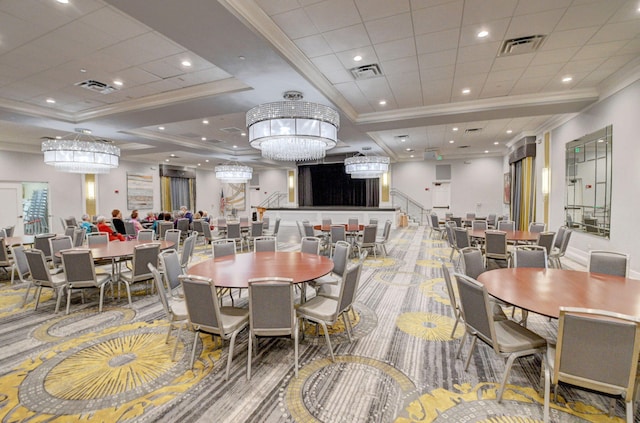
[214,164,253,183]
[42,138,120,174]
[344,155,390,179]
[246,100,339,162]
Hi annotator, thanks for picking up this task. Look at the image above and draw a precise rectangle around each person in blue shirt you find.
[79,214,93,233]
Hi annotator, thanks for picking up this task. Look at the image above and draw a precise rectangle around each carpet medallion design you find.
[396,312,463,341]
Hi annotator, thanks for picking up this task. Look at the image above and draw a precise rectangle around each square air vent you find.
[498,35,546,57]
[220,127,244,134]
[465,128,482,134]
[75,79,118,94]
[350,64,383,80]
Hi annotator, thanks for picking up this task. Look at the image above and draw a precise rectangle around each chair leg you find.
[33,286,43,310]
[319,320,334,361]
[54,287,64,314]
[171,323,183,361]
[124,281,132,306]
[66,286,73,315]
[189,331,200,369]
[342,312,353,342]
[98,285,105,313]
[247,332,253,380]
[450,313,460,338]
[543,362,551,422]
[497,353,520,403]
[464,336,477,370]
[225,329,241,381]
[293,324,299,377]
[455,329,468,359]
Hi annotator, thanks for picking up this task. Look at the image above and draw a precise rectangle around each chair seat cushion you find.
[317,283,340,299]
[219,307,249,332]
[297,296,338,321]
[495,319,546,353]
[311,273,339,285]
[168,298,188,320]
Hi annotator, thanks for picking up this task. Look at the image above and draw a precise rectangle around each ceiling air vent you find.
[498,35,546,57]
[464,128,482,134]
[75,79,118,94]
[220,127,244,134]
[350,64,383,80]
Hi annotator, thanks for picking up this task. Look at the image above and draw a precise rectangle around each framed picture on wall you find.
[224,182,246,212]
[503,172,511,204]
[127,173,154,210]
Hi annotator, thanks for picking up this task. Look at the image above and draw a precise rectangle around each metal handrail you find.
[390,188,428,225]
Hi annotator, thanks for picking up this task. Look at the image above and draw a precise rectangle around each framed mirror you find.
[565,125,612,238]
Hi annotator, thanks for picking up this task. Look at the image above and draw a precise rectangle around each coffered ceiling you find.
[0,0,638,170]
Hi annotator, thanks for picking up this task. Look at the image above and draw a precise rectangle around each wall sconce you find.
[288,170,295,203]
[541,168,550,195]
[382,172,388,187]
[86,181,95,200]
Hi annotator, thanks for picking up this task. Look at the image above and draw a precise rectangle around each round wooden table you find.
[5,235,35,246]
[188,251,334,289]
[477,268,640,319]
[468,229,539,243]
[83,240,175,260]
[313,224,365,232]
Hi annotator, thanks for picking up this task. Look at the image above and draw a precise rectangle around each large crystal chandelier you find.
[215,161,253,183]
[344,153,390,179]
[41,129,120,174]
[246,91,339,161]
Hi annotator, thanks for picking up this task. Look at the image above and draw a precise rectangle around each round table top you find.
[5,235,35,245]
[468,229,539,242]
[82,240,175,259]
[477,268,640,319]
[188,251,334,289]
[313,223,365,232]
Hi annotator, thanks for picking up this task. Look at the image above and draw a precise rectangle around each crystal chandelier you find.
[246,91,339,161]
[344,154,390,179]
[215,162,253,183]
[41,129,120,174]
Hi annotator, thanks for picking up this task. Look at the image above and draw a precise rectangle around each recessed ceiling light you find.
[562,76,573,83]
[462,88,471,94]
[452,127,459,131]
[165,159,170,162]
[353,55,362,62]
[379,100,387,105]
[484,150,489,153]
[399,137,406,142]
[45,98,56,104]
[56,0,69,4]
[477,30,489,38]
[181,60,192,67]
[80,68,87,73]
[55,136,62,139]
[240,132,246,136]
[202,119,209,125]
[205,159,210,163]
[410,154,414,158]
[113,80,123,86]
[506,129,513,134]
[201,137,206,141]
[238,56,246,60]
[197,163,201,166]
[170,154,176,157]
[494,141,499,145]
[158,126,165,131]
[449,140,455,144]
[405,148,412,151]
[233,145,238,149]
[597,139,604,143]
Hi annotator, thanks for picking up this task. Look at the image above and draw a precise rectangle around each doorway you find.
[0,182,49,236]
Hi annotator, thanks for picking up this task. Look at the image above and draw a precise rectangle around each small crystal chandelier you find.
[41,128,120,174]
[215,160,253,183]
[344,151,390,179]
[246,91,339,161]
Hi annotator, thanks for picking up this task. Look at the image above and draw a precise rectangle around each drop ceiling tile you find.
[310,54,344,74]
[462,0,517,25]
[543,71,590,90]
[336,46,378,68]
[100,32,184,67]
[491,53,534,71]
[480,82,516,98]
[418,49,457,70]
[456,41,501,63]
[140,56,191,79]
[410,0,460,11]
[573,69,613,88]
[459,18,510,47]
[355,77,394,100]
[559,57,606,74]
[415,28,460,55]
[322,24,371,52]
[520,63,564,78]
[81,51,141,75]
[421,64,456,81]
[572,40,627,61]
[142,78,184,95]
[513,0,572,16]
[595,52,639,72]
[0,11,49,53]
[607,0,640,23]
[323,68,354,84]
[374,37,416,61]
[271,8,318,39]
[504,9,565,39]
[355,0,410,21]
[115,67,164,87]
[379,56,419,75]
[555,1,623,31]
[589,21,640,44]
[485,68,525,83]
[334,81,376,112]
[454,60,494,76]
[412,1,464,36]
[364,13,413,44]
[80,6,149,43]
[617,38,640,55]
[304,0,361,33]
[255,0,301,15]
[452,74,488,92]
[294,35,334,58]
[530,47,580,66]
[539,27,601,50]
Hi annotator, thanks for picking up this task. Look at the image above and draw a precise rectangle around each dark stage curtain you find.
[298,163,379,207]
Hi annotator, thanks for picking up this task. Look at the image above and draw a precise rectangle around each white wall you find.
[96,161,161,218]
[391,157,504,217]
[546,79,640,274]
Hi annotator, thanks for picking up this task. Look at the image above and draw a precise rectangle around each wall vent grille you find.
[350,64,383,80]
[75,79,118,94]
[498,35,546,57]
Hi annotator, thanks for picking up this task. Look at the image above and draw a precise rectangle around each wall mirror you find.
[565,125,612,238]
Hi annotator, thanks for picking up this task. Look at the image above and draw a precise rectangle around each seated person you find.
[143,211,156,223]
[151,212,164,233]
[79,214,94,233]
[180,206,193,223]
[130,210,144,233]
[96,216,125,241]
[111,209,127,235]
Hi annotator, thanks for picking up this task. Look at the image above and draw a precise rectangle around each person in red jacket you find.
[96,215,125,241]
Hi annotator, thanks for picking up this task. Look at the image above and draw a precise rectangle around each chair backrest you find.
[453,227,470,249]
[61,249,97,284]
[484,230,508,256]
[180,274,223,334]
[137,229,155,241]
[471,220,487,231]
[165,229,181,248]
[453,273,496,348]
[452,217,463,227]
[87,232,109,247]
[336,263,362,315]
[192,219,204,234]
[332,241,351,277]
[34,233,56,259]
[588,250,629,277]
[486,214,497,227]
[4,226,14,237]
[201,222,213,240]
[131,243,160,277]
[226,222,242,239]
[557,229,572,255]
[513,245,548,268]
[271,217,281,236]
[262,216,270,230]
[64,216,77,227]
[497,220,515,232]
[180,234,197,268]
[296,221,304,239]
[528,222,546,233]
[176,218,190,234]
[444,223,456,248]
[300,237,320,254]
[429,214,439,228]
[25,249,54,285]
[239,216,249,225]
[553,307,640,400]
[330,225,346,243]
[369,218,378,226]
[73,228,85,247]
[460,246,485,279]
[322,218,332,227]
[303,222,316,237]
[441,263,458,312]
[213,239,236,258]
[0,238,8,263]
[348,217,358,227]
[248,277,296,337]
[124,221,136,237]
[49,236,73,265]
[553,226,567,250]
[158,248,183,291]
[382,220,392,240]
[149,263,173,317]
[10,244,30,281]
[254,236,277,252]
[249,221,263,237]
[158,221,174,239]
[217,217,226,228]
[536,231,556,255]
[64,226,76,238]
[360,225,377,244]
[465,212,476,221]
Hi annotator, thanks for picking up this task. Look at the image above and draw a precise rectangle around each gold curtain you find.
[517,157,535,230]
[160,176,172,212]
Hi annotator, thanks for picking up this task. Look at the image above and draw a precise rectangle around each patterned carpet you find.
[0,226,633,422]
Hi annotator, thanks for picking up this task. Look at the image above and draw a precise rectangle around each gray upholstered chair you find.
[528,222,546,233]
[543,307,640,423]
[587,250,629,277]
[329,224,346,257]
[158,221,174,239]
[246,277,298,380]
[354,224,377,259]
[119,243,160,305]
[48,235,73,274]
[164,229,181,250]
[375,220,392,257]
[176,218,190,240]
[253,236,277,252]
[34,233,56,262]
[179,274,249,379]
[73,228,85,247]
[444,221,457,261]
[149,263,187,361]
[86,232,109,247]
[549,229,572,269]
[497,220,515,232]
[484,230,510,267]
[471,220,487,231]
[263,217,280,238]
[61,249,112,314]
[137,229,155,241]
[225,223,244,252]
[300,236,320,255]
[245,221,264,251]
[513,245,548,269]
[24,248,67,313]
[296,263,362,361]
[311,240,350,291]
[429,213,444,239]
[212,239,236,258]
[180,234,197,271]
[453,273,546,402]
[158,249,184,296]
[10,244,30,286]
[460,246,485,279]
[453,227,471,268]
[442,264,463,338]
[536,231,556,256]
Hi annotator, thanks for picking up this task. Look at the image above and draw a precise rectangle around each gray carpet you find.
[0,226,633,422]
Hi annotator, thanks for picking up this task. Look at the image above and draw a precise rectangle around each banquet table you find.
[313,223,365,232]
[468,229,539,243]
[188,251,334,289]
[5,235,35,246]
[477,268,640,319]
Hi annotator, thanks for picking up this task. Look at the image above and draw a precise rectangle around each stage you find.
[261,207,401,229]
